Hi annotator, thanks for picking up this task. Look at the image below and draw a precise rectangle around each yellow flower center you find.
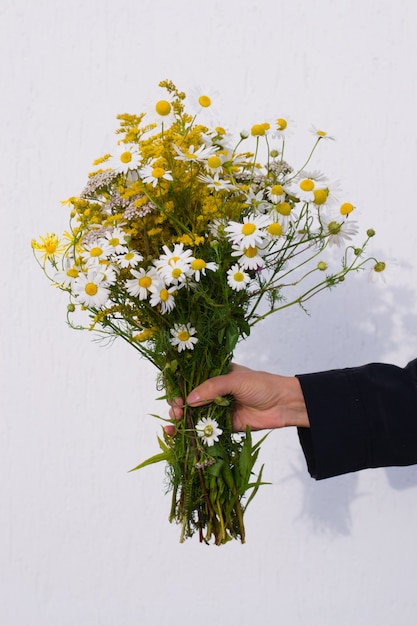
[242,223,256,235]
[85,282,98,296]
[215,126,226,135]
[120,151,132,164]
[316,130,327,137]
[191,259,206,271]
[171,268,182,279]
[251,124,266,136]
[125,252,134,260]
[244,246,258,258]
[340,202,354,215]
[207,155,222,169]
[300,179,315,192]
[277,202,292,216]
[90,247,103,257]
[327,221,341,235]
[160,288,170,301]
[67,268,79,278]
[155,100,171,116]
[267,223,283,237]
[151,167,165,179]
[374,261,386,273]
[313,189,329,205]
[139,276,152,288]
[203,424,214,437]
[108,237,120,247]
[198,95,211,108]
[271,184,284,196]
[233,271,245,282]
[178,330,190,342]
[276,117,287,130]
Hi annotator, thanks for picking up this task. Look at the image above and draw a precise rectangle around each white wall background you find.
[2,0,417,624]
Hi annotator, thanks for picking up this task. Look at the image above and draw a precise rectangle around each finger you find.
[187,368,250,406]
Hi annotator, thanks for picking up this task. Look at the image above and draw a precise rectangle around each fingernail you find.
[187,391,200,405]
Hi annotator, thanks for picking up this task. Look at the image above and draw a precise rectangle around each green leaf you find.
[129,451,169,472]
[225,320,239,352]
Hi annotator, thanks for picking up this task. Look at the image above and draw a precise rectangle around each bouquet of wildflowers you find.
[33,80,384,544]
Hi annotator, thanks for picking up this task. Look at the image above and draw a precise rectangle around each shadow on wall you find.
[241,252,417,535]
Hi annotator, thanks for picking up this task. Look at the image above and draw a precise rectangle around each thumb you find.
[187,364,250,406]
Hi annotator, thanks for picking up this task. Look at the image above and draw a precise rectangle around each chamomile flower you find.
[272,115,294,139]
[225,213,270,249]
[190,258,218,281]
[102,227,128,255]
[108,143,140,173]
[170,323,198,352]
[81,241,113,267]
[265,220,285,240]
[292,171,328,203]
[244,187,271,213]
[149,285,176,313]
[267,183,287,204]
[227,264,251,291]
[231,244,266,270]
[310,125,335,141]
[73,269,110,308]
[125,267,160,299]
[195,417,223,447]
[173,143,217,162]
[368,259,396,284]
[154,243,193,271]
[320,213,359,247]
[53,265,80,289]
[117,250,143,269]
[197,172,236,191]
[140,162,173,187]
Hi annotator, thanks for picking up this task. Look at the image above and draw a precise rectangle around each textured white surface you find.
[2,0,417,624]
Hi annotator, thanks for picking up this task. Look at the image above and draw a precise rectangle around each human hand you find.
[167,364,309,434]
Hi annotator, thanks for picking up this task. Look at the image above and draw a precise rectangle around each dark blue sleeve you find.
[296,359,417,479]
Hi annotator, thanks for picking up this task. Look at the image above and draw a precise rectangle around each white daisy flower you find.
[125,267,160,299]
[267,183,287,204]
[108,143,140,173]
[320,214,359,247]
[140,162,173,187]
[160,259,192,286]
[310,125,335,141]
[117,250,143,269]
[231,244,266,270]
[227,264,251,291]
[154,243,194,285]
[264,220,285,241]
[173,143,217,162]
[225,213,270,249]
[292,170,328,203]
[80,241,113,267]
[190,258,218,281]
[197,172,237,191]
[271,115,294,140]
[195,417,223,447]
[98,263,117,286]
[368,261,387,284]
[149,285,176,313]
[170,323,198,352]
[102,227,128,255]
[53,265,80,289]
[244,187,271,213]
[73,269,110,308]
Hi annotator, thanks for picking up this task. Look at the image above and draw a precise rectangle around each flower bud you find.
[367,228,375,237]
